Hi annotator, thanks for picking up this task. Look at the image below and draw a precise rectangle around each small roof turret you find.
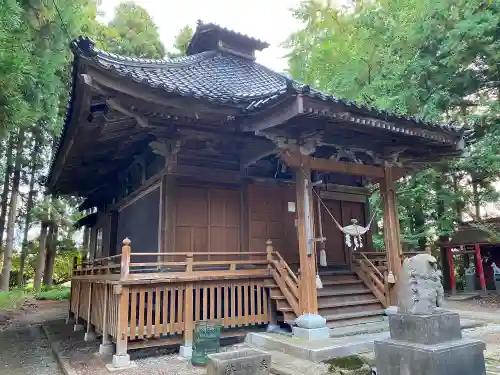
[187,20,269,59]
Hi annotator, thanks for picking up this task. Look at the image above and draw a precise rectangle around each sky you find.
[99,0,305,72]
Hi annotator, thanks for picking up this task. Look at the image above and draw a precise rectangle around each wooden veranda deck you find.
[69,239,284,355]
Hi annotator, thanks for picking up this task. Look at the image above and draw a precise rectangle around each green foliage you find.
[0,288,27,311]
[35,287,70,301]
[98,1,165,58]
[52,250,80,285]
[287,0,500,248]
[168,25,193,57]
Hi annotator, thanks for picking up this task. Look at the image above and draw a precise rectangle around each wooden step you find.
[264,281,278,288]
[317,288,371,297]
[324,309,385,323]
[318,298,380,309]
[318,270,357,276]
[321,279,364,286]
[270,294,286,300]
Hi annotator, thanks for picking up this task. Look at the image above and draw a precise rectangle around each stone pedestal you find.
[179,345,193,358]
[465,274,475,293]
[293,313,329,341]
[374,311,486,375]
[494,275,500,294]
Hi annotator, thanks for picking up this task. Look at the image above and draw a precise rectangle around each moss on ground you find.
[325,355,372,375]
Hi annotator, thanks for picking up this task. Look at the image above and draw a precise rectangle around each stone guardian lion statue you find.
[397,253,445,315]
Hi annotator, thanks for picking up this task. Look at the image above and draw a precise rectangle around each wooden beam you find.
[239,139,277,168]
[106,98,150,128]
[167,164,242,184]
[241,95,303,132]
[281,149,388,179]
[281,149,409,181]
[294,157,319,315]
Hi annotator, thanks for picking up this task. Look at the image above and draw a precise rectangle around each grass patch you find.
[325,355,366,372]
[35,287,70,301]
[0,289,28,311]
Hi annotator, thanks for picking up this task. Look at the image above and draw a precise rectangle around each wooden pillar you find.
[181,254,194,357]
[83,226,90,256]
[294,160,318,315]
[120,238,131,281]
[380,167,402,304]
[99,285,113,354]
[446,247,456,295]
[474,243,486,292]
[162,175,177,255]
[114,285,130,357]
[380,168,402,275]
[84,283,95,341]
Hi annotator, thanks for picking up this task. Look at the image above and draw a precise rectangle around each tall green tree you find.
[168,25,193,57]
[99,1,165,58]
[286,0,500,248]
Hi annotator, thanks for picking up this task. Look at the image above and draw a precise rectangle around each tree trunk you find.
[43,224,57,287]
[0,135,15,266]
[0,130,25,291]
[34,222,49,294]
[17,136,40,286]
[472,177,481,220]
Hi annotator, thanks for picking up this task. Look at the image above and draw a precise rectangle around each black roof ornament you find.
[72,36,98,58]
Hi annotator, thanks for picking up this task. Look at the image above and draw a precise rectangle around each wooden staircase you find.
[266,268,386,327]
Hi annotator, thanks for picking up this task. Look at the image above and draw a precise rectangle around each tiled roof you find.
[72,36,464,135]
[74,37,288,105]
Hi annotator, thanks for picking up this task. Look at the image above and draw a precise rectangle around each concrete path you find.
[0,300,67,375]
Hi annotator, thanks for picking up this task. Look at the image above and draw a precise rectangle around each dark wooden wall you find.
[116,186,160,262]
[174,185,241,259]
[248,184,298,263]
[106,176,371,266]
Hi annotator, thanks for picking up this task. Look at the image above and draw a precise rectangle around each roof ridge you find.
[71,36,217,69]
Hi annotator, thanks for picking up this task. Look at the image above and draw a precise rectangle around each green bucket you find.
[191,321,223,366]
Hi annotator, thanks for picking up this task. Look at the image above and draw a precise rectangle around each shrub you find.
[0,289,27,311]
[35,287,70,301]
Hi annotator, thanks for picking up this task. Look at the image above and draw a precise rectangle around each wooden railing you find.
[353,252,389,307]
[266,240,300,316]
[73,239,269,280]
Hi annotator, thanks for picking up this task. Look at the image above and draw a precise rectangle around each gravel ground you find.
[445,295,500,312]
[0,300,67,375]
[45,319,258,375]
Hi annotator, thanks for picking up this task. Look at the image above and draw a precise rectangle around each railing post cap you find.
[266,239,273,245]
[123,238,131,246]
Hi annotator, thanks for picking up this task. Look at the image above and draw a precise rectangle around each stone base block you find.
[295,314,326,329]
[374,337,486,375]
[106,354,137,372]
[73,324,84,332]
[179,345,192,358]
[389,312,461,345]
[292,326,330,341]
[99,343,114,355]
[207,349,271,375]
[84,331,96,342]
